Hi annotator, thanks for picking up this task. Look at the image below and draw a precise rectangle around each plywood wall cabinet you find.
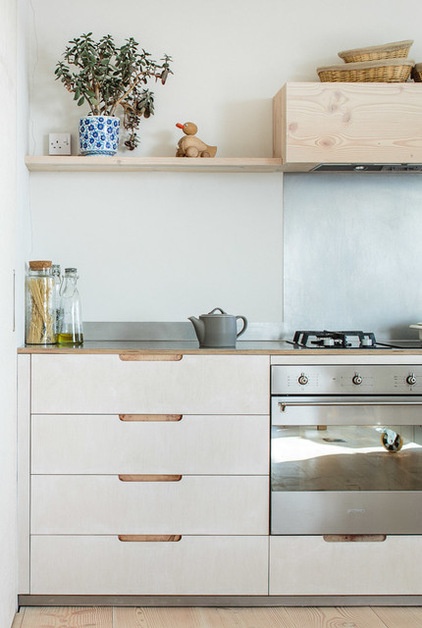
[273,82,422,171]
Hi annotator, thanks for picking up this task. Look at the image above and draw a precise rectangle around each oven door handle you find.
[278,400,422,409]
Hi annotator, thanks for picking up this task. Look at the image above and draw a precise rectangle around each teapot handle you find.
[208,307,226,315]
[236,316,248,338]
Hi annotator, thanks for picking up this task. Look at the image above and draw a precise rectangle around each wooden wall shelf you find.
[25,155,283,173]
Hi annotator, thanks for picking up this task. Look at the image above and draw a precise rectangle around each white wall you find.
[25,1,422,333]
[0,0,19,624]
[25,0,422,329]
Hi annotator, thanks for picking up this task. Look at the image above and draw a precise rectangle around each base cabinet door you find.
[31,354,269,414]
[31,414,269,475]
[32,475,269,535]
[270,536,422,595]
[31,535,269,595]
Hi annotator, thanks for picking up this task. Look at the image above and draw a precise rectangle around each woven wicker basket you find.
[338,40,413,63]
[317,58,414,83]
[411,63,422,82]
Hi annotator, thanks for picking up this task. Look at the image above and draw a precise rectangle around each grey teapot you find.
[189,307,248,348]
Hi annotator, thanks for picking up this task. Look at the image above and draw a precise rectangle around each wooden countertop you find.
[17,340,422,355]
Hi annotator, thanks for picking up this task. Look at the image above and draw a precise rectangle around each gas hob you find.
[288,330,422,350]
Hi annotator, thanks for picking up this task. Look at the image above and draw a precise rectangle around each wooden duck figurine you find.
[176,122,217,158]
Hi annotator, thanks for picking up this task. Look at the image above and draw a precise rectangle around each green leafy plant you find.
[55,32,173,150]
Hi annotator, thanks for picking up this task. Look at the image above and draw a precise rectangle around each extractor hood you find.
[312,163,422,172]
[273,82,422,173]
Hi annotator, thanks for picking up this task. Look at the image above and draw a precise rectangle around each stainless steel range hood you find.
[273,83,422,173]
[311,163,422,172]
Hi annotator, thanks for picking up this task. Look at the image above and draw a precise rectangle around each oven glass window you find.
[271,424,422,491]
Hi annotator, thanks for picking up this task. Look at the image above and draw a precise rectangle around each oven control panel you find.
[271,365,422,395]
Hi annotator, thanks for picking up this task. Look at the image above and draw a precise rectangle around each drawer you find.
[270,535,422,595]
[31,534,269,595]
[31,354,269,414]
[32,475,269,535]
[31,414,269,474]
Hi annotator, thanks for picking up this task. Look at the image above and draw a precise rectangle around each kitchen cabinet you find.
[31,535,268,596]
[17,349,422,601]
[30,353,268,414]
[273,82,422,171]
[270,536,422,596]
[18,352,270,597]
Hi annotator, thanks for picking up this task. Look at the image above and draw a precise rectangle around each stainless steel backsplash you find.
[283,173,422,340]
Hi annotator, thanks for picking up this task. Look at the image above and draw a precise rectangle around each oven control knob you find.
[298,373,308,386]
[352,373,363,385]
[406,373,417,386]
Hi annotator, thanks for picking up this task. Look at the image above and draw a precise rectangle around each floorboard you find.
[12,605,422,628]
[373,606,422,628]
[13,607,113,627]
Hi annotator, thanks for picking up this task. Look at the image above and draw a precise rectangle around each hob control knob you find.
[298,373,308,386]
[352,373,363,385]
[406,373,417,386]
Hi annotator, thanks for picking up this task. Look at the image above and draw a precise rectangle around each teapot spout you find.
[188,316,205,344]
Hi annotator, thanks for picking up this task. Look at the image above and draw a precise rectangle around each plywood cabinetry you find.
[17,351,422,600]
[31,413,268,474]
[31,353,269,414]
[31,535,268,595]
[270,535,422,595]
[19,353,270,597]
[273,82,422,171]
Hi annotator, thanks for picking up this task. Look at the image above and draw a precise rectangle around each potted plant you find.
[55,32,173,155]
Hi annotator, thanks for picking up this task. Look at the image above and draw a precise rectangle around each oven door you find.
[271,396,422,535]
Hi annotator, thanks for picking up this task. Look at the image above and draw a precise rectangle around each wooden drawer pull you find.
[119,353,183,362]
[119,414,183,422]
[323,534,386,543]
[118,534,182,543]
[118,474,182,482]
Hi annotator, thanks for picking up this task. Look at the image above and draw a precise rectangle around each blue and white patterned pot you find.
[79,115,120,156]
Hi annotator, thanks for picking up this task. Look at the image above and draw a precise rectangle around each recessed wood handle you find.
[118,534,182,542]
[119,414,183,422]
[119,353,183,362]
[323,534,386,543]
[118,474,182,482]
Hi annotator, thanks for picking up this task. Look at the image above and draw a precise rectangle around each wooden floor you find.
[11,606,422,628]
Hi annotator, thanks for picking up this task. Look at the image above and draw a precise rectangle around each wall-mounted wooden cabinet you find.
[273,82,422,172]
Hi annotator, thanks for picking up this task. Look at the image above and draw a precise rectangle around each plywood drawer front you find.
[31,535,269,595]
[32,475,269,535]
[31,354,269,414]
[31,414,269,475]
[270,536,422,595]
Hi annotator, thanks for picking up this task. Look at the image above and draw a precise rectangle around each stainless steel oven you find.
[271,364,422,535]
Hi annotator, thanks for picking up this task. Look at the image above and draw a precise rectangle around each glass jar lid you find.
[28,260,52,270]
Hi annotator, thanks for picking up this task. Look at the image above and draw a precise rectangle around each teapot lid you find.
[201,307,229,317]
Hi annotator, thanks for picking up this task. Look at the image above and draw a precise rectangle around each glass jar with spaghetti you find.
[25,260,57,345]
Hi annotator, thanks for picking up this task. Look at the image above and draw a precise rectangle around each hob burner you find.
[292,330,378,349]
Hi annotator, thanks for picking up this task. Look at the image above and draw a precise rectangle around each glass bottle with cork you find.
[57,267,84,345]
[51,263,62,335]
[25,260,57,345]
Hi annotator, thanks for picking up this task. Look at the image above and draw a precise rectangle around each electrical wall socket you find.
[49,133,72,155]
